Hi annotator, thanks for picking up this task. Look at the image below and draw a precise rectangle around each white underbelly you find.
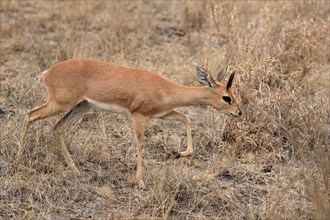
[86,99,131,115]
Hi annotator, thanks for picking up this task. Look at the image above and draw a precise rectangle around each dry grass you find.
[1,1,329,219]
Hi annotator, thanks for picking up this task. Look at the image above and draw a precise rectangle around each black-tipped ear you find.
[196,66,216,88]
[226,72,235,90]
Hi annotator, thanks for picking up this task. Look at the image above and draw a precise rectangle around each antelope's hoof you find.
[69,165,81,177]
[138,179,145,189]
[175,152,181,159]
[75,171,81,177]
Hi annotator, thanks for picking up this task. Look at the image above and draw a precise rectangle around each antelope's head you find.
[196,66,242,117]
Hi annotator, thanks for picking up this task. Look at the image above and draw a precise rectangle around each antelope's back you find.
[42,58,176,112]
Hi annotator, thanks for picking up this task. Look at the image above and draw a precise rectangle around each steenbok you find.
[18,58,241,188]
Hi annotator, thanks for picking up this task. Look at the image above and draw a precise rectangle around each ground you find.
[0,1,329,219]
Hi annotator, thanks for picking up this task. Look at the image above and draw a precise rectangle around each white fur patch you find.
[42,70,48,75]
[152,111,171,118]
[86,99,130,115]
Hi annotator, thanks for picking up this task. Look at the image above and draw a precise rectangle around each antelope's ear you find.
[196,66,216,88]
[216,66,228,82]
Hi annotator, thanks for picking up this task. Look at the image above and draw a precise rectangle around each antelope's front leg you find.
[132,113,147,188]
[157,110,193,158]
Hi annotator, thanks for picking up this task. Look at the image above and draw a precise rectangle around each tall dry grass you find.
[1,1,329,219]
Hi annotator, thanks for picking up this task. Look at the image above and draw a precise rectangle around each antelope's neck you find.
[168,84,212,108]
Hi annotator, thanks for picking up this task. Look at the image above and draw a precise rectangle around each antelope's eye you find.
[222,95,232,104]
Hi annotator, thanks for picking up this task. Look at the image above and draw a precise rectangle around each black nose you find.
[237,106,242,116]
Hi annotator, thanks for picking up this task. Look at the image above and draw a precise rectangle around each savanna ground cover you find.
[0,1,329,219]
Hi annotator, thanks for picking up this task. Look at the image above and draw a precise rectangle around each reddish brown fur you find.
[43,58,240,116]
[19,58,241,188]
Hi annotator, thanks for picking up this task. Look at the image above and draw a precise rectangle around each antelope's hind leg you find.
[157,110,193,158]
[17,103,62,162]
[53,101,91,176]
[132,113,147,188]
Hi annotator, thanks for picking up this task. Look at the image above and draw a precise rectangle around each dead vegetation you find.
[0,1,329,219]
